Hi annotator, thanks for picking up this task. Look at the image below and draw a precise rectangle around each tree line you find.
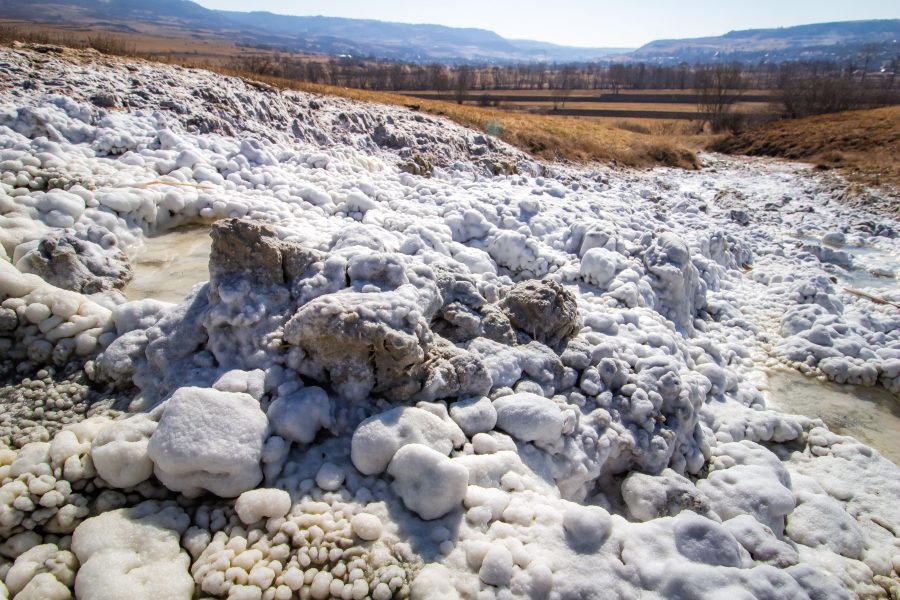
[232,52,899,95]
[229,52,899,128]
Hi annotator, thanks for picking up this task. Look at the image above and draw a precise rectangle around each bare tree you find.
[695,63,745,131]
[551,87,572,110]
[608,64,626,95]
[454,65,471,104]
[888,54,899,90]
[860,43,879,86]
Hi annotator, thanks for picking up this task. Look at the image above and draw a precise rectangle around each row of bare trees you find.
[230,52,900,96]
[226,53,899,130]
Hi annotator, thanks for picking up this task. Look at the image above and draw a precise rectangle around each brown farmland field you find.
[408,88,776,122]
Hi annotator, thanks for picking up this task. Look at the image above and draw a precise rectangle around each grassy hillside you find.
[711,106,900,189]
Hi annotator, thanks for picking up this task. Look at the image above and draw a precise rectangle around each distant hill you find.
[0,0,629,63]
[0,0,240,30]
[215,12,629,62]
[628,20,900,64]
[0,1,897,65]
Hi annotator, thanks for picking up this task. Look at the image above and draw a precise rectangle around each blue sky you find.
[194,0,898,47]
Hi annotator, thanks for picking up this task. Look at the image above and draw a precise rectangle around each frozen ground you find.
[0,44,898,599]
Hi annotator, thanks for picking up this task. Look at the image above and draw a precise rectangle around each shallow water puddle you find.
[797,234,899,290]
[124,225,212,303]
[765,369,900,465]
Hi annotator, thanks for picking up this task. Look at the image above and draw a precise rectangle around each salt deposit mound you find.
[0,43,898,599]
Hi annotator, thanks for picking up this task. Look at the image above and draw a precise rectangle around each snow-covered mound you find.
[0,44,898,599]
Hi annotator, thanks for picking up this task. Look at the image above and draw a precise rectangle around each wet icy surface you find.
[795,234,899,291]
[124,224,211,303]
[0,45,899,600]
[765,369,900,465]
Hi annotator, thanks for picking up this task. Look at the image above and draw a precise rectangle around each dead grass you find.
[412,88,778,97]
[0,22,137,55]
[711,105,900,189]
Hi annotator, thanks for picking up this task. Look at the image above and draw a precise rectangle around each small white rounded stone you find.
[310,570,333,600]
[350,512,383,541]
[315,462,345,492]
[235,489,292,525]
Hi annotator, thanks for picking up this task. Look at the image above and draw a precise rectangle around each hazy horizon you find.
[193,0,899,48]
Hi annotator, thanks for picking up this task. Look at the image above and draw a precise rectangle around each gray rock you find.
[622,469,716,522]
[89,92,119,109]
[418,338,492,401]
[500,279,579,348]
[20,234,132,293]
[0,307,18,332]
[284,276,490,401]
[284,288,431,401]
[208,218,284,287]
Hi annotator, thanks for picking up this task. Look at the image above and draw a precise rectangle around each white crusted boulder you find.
[411,564,460,600]
[5,543,76,600]
[71,502,193,600]
[350,512,383,541]
[147,387,268,497]
[387,444,468,520]
[449,396,497,438]
[351,406,465,475]
[642,232,706,331]
[266,386,332,444]
[563,504,612,552]
[91,414,157,489]
[492,393,566,445]
[580,247,624,289]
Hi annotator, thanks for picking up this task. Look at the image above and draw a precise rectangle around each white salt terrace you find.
[0,45,898,600]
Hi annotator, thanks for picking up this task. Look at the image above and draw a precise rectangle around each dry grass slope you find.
[711,105,900,189]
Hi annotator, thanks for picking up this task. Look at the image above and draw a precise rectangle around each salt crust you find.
[146,387,268,498]
[0,46,897,599]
